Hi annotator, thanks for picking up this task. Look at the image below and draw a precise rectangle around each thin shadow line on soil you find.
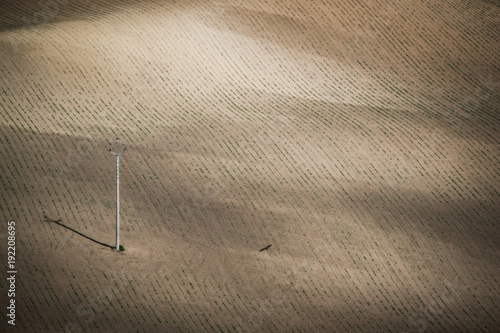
[44,216,114,249]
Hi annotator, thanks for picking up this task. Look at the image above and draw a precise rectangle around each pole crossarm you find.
[109,137,126,156]
[109,138,125,251]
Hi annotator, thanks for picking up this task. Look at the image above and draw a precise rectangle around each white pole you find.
[116,154,120,251]
[110,138,125,251]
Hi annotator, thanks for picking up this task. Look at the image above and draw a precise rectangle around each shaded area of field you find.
[0,0,143,31]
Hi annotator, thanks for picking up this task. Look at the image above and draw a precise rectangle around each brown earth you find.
[0,0,499,332]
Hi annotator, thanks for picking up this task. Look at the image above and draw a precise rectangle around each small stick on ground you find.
[259,244,272,252]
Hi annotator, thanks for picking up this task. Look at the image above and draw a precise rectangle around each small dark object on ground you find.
[259,244,272,252]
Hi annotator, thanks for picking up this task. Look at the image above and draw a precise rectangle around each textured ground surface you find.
[0,0,499,332]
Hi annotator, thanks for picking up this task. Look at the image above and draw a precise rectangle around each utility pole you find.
[109,138,126,251]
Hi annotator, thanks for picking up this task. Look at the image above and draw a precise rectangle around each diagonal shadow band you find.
[44,216,114,249]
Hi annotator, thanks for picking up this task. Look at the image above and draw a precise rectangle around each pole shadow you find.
[44,216,114,249]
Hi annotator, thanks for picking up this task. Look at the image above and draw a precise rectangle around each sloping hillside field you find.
[1,0,499,331]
